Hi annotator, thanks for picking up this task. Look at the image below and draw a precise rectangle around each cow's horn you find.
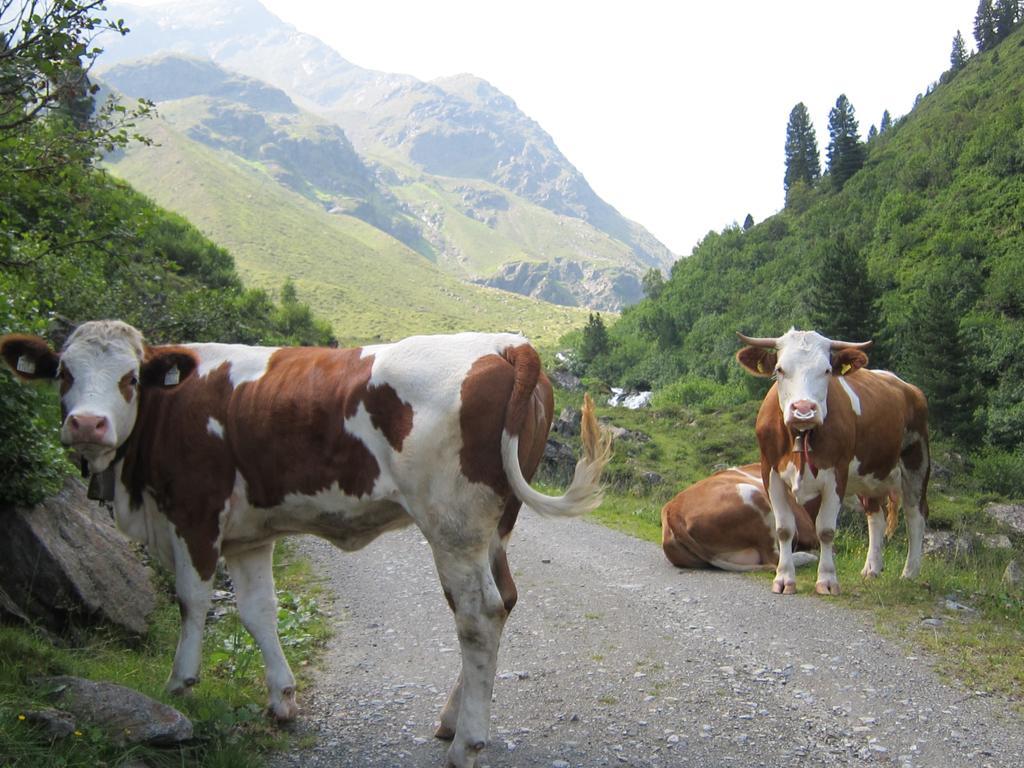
[736,332,779,348]
[828,339,873,350]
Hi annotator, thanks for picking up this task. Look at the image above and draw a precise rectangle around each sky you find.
[137,1,980,257]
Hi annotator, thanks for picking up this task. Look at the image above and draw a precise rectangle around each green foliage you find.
[784,102,821,192]
[951,30,970,72]
[579,312,609,363]
[826,94,866,190]
[807,232,880,346]
[970,447,1024,498]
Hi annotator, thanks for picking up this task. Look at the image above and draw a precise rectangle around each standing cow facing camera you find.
[1,320,613,768]
[661,463,819,571]
[736,329,930,596]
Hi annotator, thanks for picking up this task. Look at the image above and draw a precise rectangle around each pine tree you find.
[807,233,879,344]
[580,312,609,363]
[867,124,878,141]
[950,30,969,71]
[783,102,820,193]
[742,213,754,231]
[826,94,865,191]
[880,110,892,133]
[994,0,1020,40]
[975,0,997,51]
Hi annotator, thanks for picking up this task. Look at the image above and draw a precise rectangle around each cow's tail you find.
[884,491,900,539]
[501,371,612,518]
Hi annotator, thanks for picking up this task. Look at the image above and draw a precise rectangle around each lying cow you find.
[661,463,818,571]
[736,329,929,595]
[1,320,612,768]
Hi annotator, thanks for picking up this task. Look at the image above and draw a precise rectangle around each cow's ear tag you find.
[840,363,852,375]
[16,356,36,374]
[757,361,765,373]
[164,365,180,386]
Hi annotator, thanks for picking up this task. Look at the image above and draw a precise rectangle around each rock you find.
[1003,559,1023,589]
[0,478,156,636]
[984,503,1024,535]
[980,534,1012,550]
[40,676,193,745]
[607,388,653,409]
[23,707,77,739]
[922,531,974,559]
[554,406,581,437]
[550,369,582,392]
[641,471,664,487]
[541,439,578,485]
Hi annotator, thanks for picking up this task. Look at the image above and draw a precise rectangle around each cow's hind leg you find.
[900,439,930,579]
[225,542,298,721]
[431,538,511,768]
[167,536,215,695]
[436,533,517,742]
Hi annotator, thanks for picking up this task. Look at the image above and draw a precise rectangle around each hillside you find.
[104,105,589,346]
[579,25,1024,454]
[97,0,675,309]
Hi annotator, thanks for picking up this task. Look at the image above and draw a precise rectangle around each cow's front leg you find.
[432,544,508,768]
[814,484,843,595]
[767,471,798,594]
[226,542,298,721]
[167,536,215,695]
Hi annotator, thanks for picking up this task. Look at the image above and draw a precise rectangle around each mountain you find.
[102,86,590,346]
[97,0,675,309]
[581,26,1024,451]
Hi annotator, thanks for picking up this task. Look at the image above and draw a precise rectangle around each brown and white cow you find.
[661,463,818,571]
[1,320,612,768]
[736,329,930,595]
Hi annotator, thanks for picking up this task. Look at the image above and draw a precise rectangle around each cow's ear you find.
[736,346,777,377]
[140,347,198,389]
[0,334,60,381]
[832,348,868,375]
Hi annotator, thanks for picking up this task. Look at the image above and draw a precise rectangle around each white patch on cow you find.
[838,376,862,415]
[191,343,277,386]
[207,417,225,439]
[846,457,901,497]
[737,482,763,508]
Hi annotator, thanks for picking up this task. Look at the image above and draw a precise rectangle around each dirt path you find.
[269,515,1022,768]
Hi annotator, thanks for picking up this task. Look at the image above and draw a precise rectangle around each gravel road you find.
[269,514,1023,768]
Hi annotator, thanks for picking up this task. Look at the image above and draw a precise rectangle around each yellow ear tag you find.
[840,363,852,375]
[757,361,765,373]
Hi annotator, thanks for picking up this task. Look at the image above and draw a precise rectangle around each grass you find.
[0,540,331,767]
[562,393,1024,706]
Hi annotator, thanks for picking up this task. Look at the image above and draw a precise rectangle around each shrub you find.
[970,448,1024,499]
[652,376,750,413]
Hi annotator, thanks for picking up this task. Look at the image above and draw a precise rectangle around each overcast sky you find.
[141,1,981,256]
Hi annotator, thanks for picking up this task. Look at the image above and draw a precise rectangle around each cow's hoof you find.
[269,687,299,721]
[860,566,881,579]
[772,579,796,594]
[435,723,456,741]
[166,676,198,696]
[815,580,840,595]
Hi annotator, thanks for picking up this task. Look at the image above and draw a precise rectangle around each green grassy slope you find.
[108,118,589,345]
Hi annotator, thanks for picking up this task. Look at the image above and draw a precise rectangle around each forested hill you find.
[582,22,1024,452]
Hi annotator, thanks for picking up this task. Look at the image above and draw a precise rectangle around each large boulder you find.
[984,503,1024,535]
[40,676,193,745]
[0,478,156,636]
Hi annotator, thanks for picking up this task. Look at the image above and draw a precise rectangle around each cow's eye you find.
[130,375,139,387]
[775,366,784,377]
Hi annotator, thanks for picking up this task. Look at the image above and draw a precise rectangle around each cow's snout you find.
[788,399,820,428]
[66,413,110,445]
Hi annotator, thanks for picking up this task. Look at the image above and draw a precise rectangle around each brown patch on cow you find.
[229,347,393,505]
[362,382,413,451]
[901,439,924,471]
[59,366,75,396]
[458,346,553,504]
[118,371,136,403]
[121,357,236,581]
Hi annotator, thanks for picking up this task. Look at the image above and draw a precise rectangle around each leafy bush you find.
[651,376,749,413]
[970,448,1024,499]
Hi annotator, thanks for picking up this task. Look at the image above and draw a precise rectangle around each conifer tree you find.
[807,233,879,345]
[950,30,969,71]
[994,0,1020,40]
[742,213,754,231]
[880,110,892,133]
[975,0,997,50]
[867,124,878,141]
[783,102,820,193]
[826,94,865,191]
[580,312,609,363]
